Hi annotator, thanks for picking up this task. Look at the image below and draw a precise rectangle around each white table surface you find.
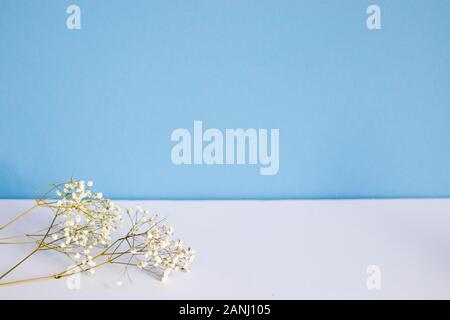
[0,199,450,300]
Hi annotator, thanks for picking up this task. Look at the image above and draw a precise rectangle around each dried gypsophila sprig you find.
[0,179,123,282]
[0,179,195,286]
[50,179,123,250]
[111,206,195,283]
[48,205,195,284]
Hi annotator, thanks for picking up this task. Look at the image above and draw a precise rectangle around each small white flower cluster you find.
[119,206,195,282]
[35,179,195,284]
[50,180,123,257]
[1,179,195,286]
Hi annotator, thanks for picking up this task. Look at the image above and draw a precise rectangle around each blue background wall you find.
[1,0,450,199]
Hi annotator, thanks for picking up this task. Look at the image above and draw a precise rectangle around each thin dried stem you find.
[0,204,39,231]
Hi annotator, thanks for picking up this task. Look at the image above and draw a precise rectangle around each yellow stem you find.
[0,204,39,231]
[0,274,62,287]
[0,254,120,287]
